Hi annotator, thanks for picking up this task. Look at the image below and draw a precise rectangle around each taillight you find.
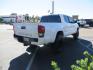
[38,25,45,37]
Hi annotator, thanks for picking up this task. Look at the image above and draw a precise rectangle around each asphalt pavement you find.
[0,25,93,70]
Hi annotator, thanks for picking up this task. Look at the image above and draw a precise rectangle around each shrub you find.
[51,60,60,70]
[51,51,93,70]
[71,51,93,70]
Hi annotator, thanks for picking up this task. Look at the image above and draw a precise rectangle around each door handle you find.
[21,26,26,29]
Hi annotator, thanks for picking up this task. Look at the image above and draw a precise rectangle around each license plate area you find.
[24,37,38,42]
[30,38,38,42]
[24,37,30,42]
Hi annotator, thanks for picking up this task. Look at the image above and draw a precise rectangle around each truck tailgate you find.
[13,23,38,38]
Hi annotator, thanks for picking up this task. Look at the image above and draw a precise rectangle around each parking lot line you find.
[26,46,39,70]
[78,40,93,53]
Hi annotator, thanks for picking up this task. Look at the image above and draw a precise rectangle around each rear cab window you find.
[40,15,61,23]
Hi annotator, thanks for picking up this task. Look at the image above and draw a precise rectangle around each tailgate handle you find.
[21,26,26,29]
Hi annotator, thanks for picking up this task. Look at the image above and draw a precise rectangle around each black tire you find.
[17,36,23,43]
[77,23,80,27]
[81,25,84,27]
[73,30,79,40]
[55,32,64,44]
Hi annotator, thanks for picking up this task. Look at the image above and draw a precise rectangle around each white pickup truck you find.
[13,14,79,46]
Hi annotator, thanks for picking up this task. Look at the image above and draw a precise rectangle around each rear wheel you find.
[55,32,64,44]
[17,36,23,43]
[73,29,79,40]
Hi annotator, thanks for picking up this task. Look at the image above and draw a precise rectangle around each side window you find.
[68,17,74,23]
[64,15,69,23]
[64,15,76,23]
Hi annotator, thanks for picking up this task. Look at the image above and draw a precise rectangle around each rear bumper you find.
[31,38,44,45]
[13,34,24,43]
[13,34,54,45]
[30,38,38,42]
[13,34,40,45]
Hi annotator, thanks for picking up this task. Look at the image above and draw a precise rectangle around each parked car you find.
[77,19,87,27]
[13,14,79,46]
[85,19,93,27]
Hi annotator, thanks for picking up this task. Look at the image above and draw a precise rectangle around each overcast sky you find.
[0,0,93,19]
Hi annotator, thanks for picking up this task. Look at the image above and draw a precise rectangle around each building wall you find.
[2,17,16,23]
[1,14,28,23]
[72,15,79,20]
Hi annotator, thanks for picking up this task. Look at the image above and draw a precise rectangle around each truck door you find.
[63,15,76,35]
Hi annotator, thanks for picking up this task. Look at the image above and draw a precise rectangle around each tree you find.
[25,14,30,22]
[0,18,3,23]
[35,16,40,23]
[31,15,40,23]
[31,15,35,23]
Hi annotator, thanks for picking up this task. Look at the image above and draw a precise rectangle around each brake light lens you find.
[38,25,45,37]
[38,25,45,33]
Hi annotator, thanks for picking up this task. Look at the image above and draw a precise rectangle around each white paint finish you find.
[13,14,79,45]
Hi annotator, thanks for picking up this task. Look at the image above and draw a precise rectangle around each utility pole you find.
[51,0,54,14]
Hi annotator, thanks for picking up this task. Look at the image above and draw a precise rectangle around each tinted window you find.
[64,15,69,23]
[68,17,75,23]
[40,15,61,23]
[64,15,76,23]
